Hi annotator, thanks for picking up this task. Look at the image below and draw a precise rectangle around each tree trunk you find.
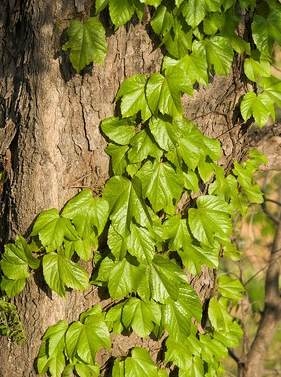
[0,1,248,376]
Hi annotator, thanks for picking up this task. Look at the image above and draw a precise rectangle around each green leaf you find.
[163,215,192,250]
[164,18,193,59]
[117,74,151,121]
[108,225,127,259]
[146,72,183,117]
[208,298,233,331]
[268,2,281,45]
[188,195,232,244]
[122,297,155,337]
[0,237,39,280]
[244,58,271,82]
[218,275,244,301]
[149,117,180,151]
[214,320,243,348]
[109,0,135,26]
[96,0,109,13]
[31,209,78,252]
[37,320,68,376]
[125,348,158,377]
[149,256,183,303]
[127,224,155,264]
[179,43,208,85]
[0,277,26,298]
[62,190,109,236]
[141,0,162,7]
[93,256,115,284]
[165,338,193,369]
[101,117,135,145]
[150,5,173,36]
[181,241,220,273]
[261,76,281,108]
[103,176,151,236]
[65,311,110,364]
[204,36,234,75]
[233,156,265,204]
[251,16,271,61]
[203,13,225,35]
[43,252,89,296]
[181,0,206,28]
[183,171,199,192]
[137,160,183,214]
[106,302,125,333]
[128,129,162,163]
[43,320,68,355]
[176,119,221,170]
[62,17,107,72]
[112,360,125,377]
[240,91,275,127]
[163,285,201,341]
[108,258,145,299]
[180,356,204,377]
[106,143,129,175]
[61,190,109,260]
[75,363,100,377]
[200,334,227,363]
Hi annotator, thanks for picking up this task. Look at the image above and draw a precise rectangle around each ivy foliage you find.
[0,0,278,376]
[62,0,281,127]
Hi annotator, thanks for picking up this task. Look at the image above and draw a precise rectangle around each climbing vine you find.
[1,0,281,376]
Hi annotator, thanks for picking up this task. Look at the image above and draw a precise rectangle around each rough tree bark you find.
[0,1,251,376]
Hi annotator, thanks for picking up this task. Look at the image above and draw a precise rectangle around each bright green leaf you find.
[188,195,232,244]
[43,252,89,296]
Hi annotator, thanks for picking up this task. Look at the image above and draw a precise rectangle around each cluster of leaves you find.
[0,107,265,376]
[0,298,25,343]
[1,0,279,376]
[63,0,281,127]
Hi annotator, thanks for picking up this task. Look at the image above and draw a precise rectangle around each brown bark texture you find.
[0,1,253,376]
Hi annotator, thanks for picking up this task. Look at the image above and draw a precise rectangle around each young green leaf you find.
[127,224,155,264]
[127,129,162,163]
[108,258,145,299]
[43,253,89,296]
[37,320,68,376]
[31,209,79,252]
[204,36,234,75]
[149,256,183,303]
[106,143,129,175]
[188,195,232,244]
[116,74,151,121]
[137,160,183,214]
[181,0,206,28]
[101,117,135,145]
[244,58,271,82]
[0,277,26,298]
[240,91,275,127]
[218,275,244,301]
[103,176,151,236]
[109,0,135,27]
[62,17,107,73]
[150,5,173,36]
[75,363,100,377]
[146,72,183,117]
[65,312,110,364]
[125,348,159,377]
[0,237,39,281]
[149,117,180,151]
[122,297,156,337]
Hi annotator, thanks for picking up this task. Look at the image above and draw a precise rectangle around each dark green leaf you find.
[62,17,107,72]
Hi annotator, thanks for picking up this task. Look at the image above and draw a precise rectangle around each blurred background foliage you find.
[224,169,281,377]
